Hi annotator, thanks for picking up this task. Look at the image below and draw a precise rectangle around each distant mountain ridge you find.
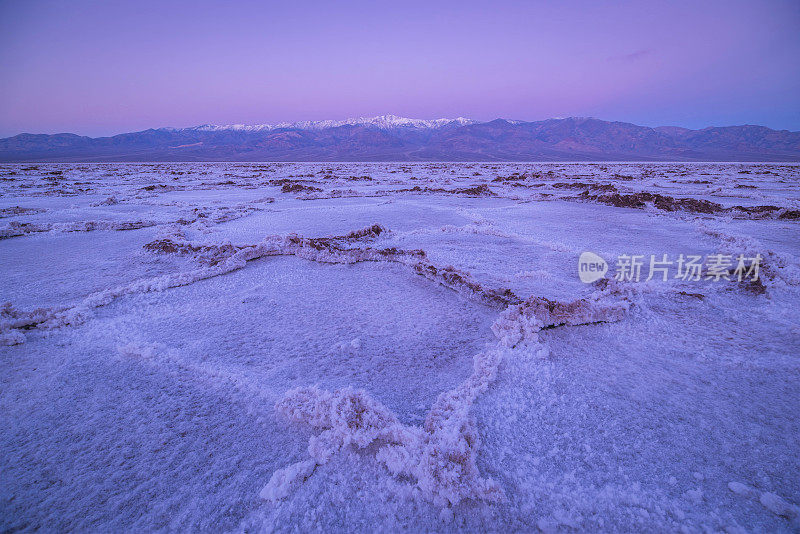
[2,115,799,162]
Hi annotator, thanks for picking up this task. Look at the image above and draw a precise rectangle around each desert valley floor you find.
[1,162,799,532]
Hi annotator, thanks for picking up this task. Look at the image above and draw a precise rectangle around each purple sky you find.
[1,0,798,137]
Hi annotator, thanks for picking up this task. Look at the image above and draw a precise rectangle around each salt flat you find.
[1,162,799,532]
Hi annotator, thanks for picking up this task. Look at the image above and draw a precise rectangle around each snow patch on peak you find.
[176,115,476,133]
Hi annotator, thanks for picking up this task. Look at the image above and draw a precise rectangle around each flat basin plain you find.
[1,162,799,532]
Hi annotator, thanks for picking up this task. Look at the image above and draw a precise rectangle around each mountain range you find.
[2,115,799,162]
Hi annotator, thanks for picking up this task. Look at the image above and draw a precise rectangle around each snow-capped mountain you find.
[176,114,477,133]
[2,116,799,161]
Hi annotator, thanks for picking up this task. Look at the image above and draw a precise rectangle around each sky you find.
[0,0,798,137]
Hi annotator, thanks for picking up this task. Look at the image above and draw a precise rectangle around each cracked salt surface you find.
[1,162,799,532]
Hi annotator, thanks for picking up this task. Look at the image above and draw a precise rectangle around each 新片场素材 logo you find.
[577,252,761,283]
[578,252,608,283]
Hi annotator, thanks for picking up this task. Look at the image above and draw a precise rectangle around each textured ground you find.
[1,162,799,532]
